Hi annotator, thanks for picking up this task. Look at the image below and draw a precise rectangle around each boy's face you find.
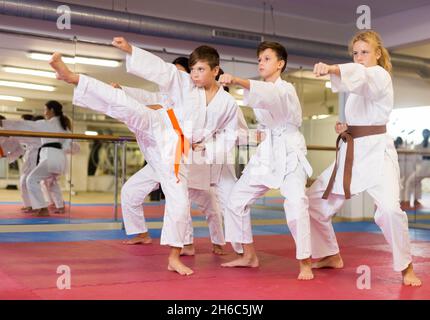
[258,48,285,79]
[190,60,219,88]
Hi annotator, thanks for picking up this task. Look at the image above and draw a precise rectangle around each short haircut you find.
[189,45,220,69]
[257,41,288,72]
[172,56,190,73]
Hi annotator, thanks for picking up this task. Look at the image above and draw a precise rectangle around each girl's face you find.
[352,40,381,67]
[44,106,55,120]
[257,48,285,79]
[190,60,219,88]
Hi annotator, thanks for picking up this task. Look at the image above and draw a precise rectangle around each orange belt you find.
[322,125,387,200]
[166,108,190,183]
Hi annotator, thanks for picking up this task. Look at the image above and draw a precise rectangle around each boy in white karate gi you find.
[49,38,239,275]
[111,38,242,256]
[219,41,314,280]
[308,30,421,286]
[119,77,247,256]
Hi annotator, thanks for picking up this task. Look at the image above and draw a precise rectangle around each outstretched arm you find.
[113,37,190,95]
[313,62,391,100]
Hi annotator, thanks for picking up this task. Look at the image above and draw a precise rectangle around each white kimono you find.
[403,143,430,202]
[73,74,191,248]
[306,63,412,272]
[124,47,242,250]
[2,118,69,209]
[122,84,247,251]
[224,77,313,260]
[17,136,42,208]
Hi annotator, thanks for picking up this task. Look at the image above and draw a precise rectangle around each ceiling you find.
[198,0,430,24]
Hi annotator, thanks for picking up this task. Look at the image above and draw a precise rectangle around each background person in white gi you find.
[16,114,43,212]
[308,30,421,286]
[219,41,314,280]
[404,129,430,206]
[0,101,71,217]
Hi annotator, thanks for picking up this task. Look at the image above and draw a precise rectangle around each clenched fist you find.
[218,73,236,86]
[335,121,348,134]
[112,37,132,54]
[313,62,336,77]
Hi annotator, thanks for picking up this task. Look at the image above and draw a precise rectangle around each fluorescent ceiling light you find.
[0,80,55,92]
[28,52,121,68]
[236,88,244,95]
[2,66,56,79]
[325,81,331,89]
[84,131,98,136]
[311,114,331,120]
[0,95,25,102]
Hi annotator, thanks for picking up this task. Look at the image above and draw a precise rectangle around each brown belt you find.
[322,125,387,200]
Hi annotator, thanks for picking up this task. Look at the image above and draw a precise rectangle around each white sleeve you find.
[243,80,295,119]
[2,119,47,132]
[126,46,191,94]
[330,63,392,100]
[122,86,162,105]
[73,75,152,134]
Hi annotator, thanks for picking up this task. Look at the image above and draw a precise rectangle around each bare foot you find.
[49,53,79,84]
[180,244,195,256]
[167,257,194,276]
[402,263,422,287]
[21,206,32,212]
[221,254,259,268]
[122,234,152,245]
[312,253,344,269]
[32,208,50,217]
[212,244,226,255]
[298,258,314,280]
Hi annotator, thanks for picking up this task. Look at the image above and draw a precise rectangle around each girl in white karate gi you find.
[219,41,314,280]
[308,30,421,286]
[0,101,71,217]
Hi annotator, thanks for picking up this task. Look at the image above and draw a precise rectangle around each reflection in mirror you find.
[0,31,76,225]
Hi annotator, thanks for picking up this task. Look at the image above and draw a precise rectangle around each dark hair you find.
[21,114,34,121]
[172,56,190,73]
[394,136,403,149]
[257,41,288,72]
[45,100,71,131]
[0,115,6,120]
[33,115,45,121]
[189,45,220,69]
[216,68,230,92]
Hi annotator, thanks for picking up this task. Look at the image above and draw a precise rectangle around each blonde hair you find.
[348,30,392,73]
